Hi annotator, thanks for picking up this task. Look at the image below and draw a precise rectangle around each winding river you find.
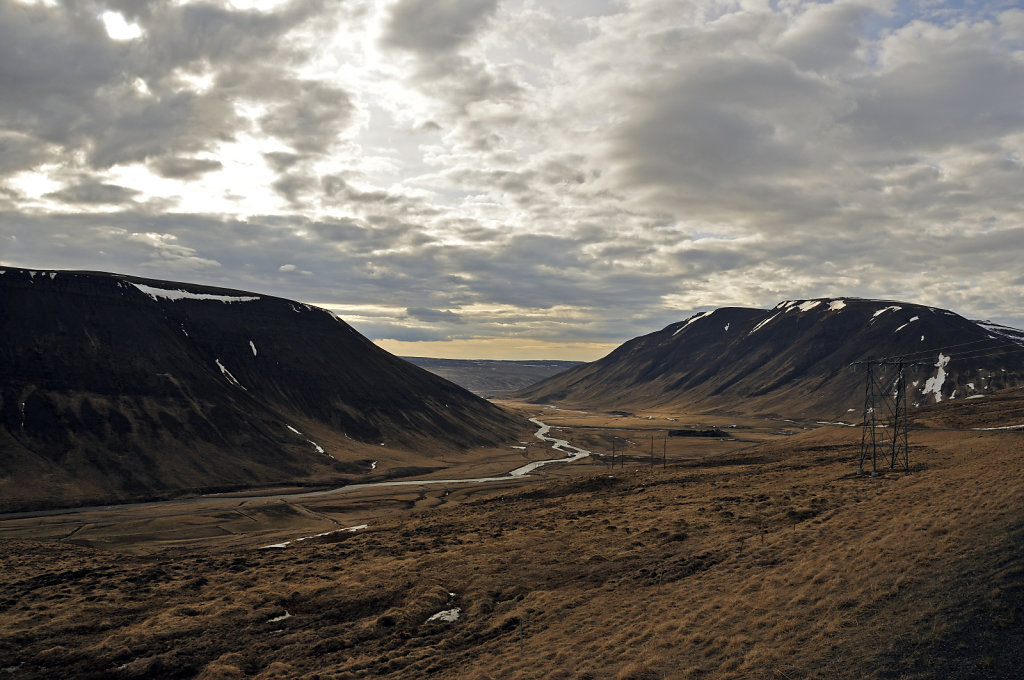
[0,419,591,520]
[276,417,591,499]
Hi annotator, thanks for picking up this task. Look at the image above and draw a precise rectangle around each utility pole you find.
[851,357,915,475]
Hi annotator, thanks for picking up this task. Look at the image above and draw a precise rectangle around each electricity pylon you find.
[851,358,912,475]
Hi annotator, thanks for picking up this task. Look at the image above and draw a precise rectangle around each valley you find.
[3,273,1024,679]
[3,394,1024,679]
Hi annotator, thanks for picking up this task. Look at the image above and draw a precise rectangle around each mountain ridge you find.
[514,297,1024,417]
[0,267,518,511]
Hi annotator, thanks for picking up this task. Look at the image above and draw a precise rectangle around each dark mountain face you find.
[0,267,517,511]
[515,298,1024,417]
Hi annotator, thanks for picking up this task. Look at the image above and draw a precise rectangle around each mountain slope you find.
[515,298,1024,417]
[0,267,518,511]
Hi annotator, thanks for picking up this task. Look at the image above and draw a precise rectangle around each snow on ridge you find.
[748,313,779,335]
[672,310,713,336]
[797,300,821,313]
[828,299,846,311]
[977,321,1024,343]
[132,282,260,303]
[249,340,258,357]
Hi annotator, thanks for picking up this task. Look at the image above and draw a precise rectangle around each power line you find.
[879,336,1024,362]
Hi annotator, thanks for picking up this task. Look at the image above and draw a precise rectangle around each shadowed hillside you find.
[0,267,518,511]
[515,298,1024,418]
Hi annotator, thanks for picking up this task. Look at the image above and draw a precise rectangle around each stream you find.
[0,419,591,520]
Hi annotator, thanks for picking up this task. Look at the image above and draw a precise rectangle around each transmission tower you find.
[851,358,913,475]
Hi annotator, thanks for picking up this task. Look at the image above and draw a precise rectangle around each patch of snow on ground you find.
[133,283,260,303]
[215,359,246,389]
[48,272,56,279]
[267,611,292,623]
[370,461,377,470]
[724,323,730,331]
[966,395,985,399]
[673,310,713,336]
[828,299,846,311]
[249,340,257,356]
[287,425,303,435]
[258,524,368,549]
[511,446,526,450]
[309,440,325,454]
[748,313,779,335]
[427,608,461,623]
[968,383,975,390]
[973,423,1024,430]
[797,300,821,312]
[921,353,950,403]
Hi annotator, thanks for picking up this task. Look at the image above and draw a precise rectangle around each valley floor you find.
[1,403,1023,679]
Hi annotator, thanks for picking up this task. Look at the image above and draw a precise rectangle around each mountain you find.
[401,357,583,397]
[515,298,1024,417]
[0,267,518,511]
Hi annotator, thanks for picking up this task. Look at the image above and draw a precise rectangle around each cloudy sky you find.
[2,0,1023,359]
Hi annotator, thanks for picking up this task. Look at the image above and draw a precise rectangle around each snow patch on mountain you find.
[921,353,950,403]
[749,313,779,335]
[215,359,246,390]
[673,310,713,336]
[828,299,847,311]
[133,283,260,303]
[894,316,919,333]
[872,306,902,320]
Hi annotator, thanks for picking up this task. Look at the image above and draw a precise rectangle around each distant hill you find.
[515,298,1024,417]
[0,267,518,511]
[402,357,583,397]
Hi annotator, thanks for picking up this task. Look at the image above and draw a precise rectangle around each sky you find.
[2,0,1023,360]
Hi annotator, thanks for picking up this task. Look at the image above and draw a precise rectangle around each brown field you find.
[1,396,1022,679]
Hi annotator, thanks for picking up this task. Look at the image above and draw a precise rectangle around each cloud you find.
[406,307,464,324]
[45,182,139,205]
[3,0,1024,356]
[150,156,223,179]
[383,0,500,55]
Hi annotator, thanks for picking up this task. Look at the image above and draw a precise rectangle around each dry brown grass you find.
[1,396,1022,679]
